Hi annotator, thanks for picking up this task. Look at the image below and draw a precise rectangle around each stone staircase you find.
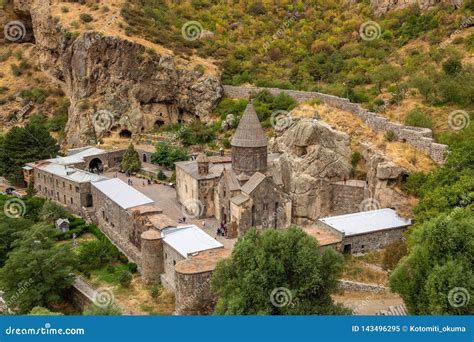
[376,304,408,316]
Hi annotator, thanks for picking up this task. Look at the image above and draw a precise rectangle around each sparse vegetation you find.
[79,13,94,23]
[384,130,397,142]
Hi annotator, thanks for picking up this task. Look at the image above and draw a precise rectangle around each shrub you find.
[151,144,189,170]
[179,121,215,146]
[384,130,397,142]
[442,57,462,75]
[149,284,161,299]
[127,262,138,273]
[351,151,362,168]
[403,171,427,196]
[61,6,69,13]
[119,271,133,288]
[79,13,94,23]
[404,109,433,129]
[157,170,167,181]
[19,88,48,104]
[383,240,408,271]
[83,303,122,316]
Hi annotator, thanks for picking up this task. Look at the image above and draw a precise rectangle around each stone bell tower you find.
[231,103,268,178]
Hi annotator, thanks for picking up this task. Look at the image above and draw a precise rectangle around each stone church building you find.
[176,103,292,235]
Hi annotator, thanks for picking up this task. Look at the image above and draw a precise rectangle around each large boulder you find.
[270,118,352,224]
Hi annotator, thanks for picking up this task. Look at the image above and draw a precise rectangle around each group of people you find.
[217,220,227,237]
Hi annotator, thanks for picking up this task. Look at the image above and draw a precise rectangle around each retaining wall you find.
[223,85,447,164]
[338,279,388,293]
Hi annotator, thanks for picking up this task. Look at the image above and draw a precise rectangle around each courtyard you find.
[104,170,236,250]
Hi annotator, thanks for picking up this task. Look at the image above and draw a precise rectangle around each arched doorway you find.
[119,129,132,139]
[89,158,103,174]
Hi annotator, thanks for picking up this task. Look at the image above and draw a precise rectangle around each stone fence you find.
[223,85,447,164]
[338,279,388,293]
[70,276,96,310]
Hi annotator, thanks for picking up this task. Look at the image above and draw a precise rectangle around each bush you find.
[83,303,122,316]
[382,240,408,271]
[384,130,397,142]
[157,170,167,181]
[404,109,433,129]
[442,57,462,75]
[119,271,133,288]
[149,283,162,299]
[79,13,94,23]
[127,262,138,273]
[179,121,215,146]
[151,143,189,170]
[77,240,121,272]
[351,151,362,168]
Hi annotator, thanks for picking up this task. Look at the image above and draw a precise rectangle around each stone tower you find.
[231,103,268,177]
[140,229,164,284]
[197,154,209,175]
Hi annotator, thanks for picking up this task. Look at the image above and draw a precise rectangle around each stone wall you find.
[136,148,154,165]
[174,270,216,315]
[342,227,408,254]
[161,243,185,292]
[338,279,388,293]
[330,181,366,215]
[90,185,143,264]
[33,168,93,216]
[223,85,447,164]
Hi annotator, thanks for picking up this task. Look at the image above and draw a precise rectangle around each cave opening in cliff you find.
[119,129,132,139]
[154,119,165,129]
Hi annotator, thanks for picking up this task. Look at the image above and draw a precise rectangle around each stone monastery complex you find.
[22,103,411,314]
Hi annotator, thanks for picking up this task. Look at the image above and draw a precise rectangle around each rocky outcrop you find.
[13,0,222,146]
[361,143,412,216]
[370,0,464,15]
[270,116,413,224]
[270,118,353,224]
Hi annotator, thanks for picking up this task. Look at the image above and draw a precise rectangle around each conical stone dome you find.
[231,103,267,148]
[231,103,268,175]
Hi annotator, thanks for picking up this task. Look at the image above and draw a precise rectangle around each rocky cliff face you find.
[270,118,413,224]
[270,118,353,224]
[370,0,464,15]
[12,0,222,146]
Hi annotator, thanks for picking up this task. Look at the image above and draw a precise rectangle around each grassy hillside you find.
[122,0,473,135]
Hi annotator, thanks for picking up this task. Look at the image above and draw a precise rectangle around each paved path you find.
[105,171,236,250]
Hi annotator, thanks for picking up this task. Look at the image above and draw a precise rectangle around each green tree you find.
[390,208,473,315]
[0,224,76,313]
[39,200,68,224]
[212,227,349,315]
[0,123,59,185]
[178,121,215,146]
[120,144,141,173]
[151,143,189,170]
[371,65,402,93]
[0,214,32,267]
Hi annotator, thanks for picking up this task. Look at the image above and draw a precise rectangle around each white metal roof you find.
[48,147,106,166]
[92,178,154,209]
[38,163,106,183]
[319,208,411,236]
[162,225,223,258]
